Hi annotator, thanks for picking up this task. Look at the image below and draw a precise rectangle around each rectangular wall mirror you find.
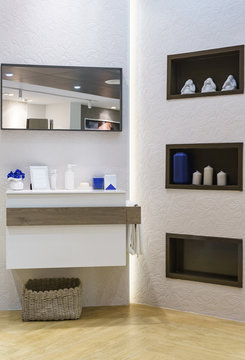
[1,64,122,131]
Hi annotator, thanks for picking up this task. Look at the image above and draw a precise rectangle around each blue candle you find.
[173,152,190,184]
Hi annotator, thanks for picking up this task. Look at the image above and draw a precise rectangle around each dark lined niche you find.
[167,45,244,99]
[166,233,243,287]
[165,143,243,191]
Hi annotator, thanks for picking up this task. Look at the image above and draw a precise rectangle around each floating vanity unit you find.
[6,190,141,269]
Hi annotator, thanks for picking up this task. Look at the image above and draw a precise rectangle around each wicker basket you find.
[22,277,82,321]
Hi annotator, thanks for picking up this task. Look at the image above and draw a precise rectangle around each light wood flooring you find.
[1,304,245,360]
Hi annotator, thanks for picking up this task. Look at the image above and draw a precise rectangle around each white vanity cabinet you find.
[6,190,135,269]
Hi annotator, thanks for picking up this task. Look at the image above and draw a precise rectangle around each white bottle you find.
[50,169,57,190]
[65,164,76,190]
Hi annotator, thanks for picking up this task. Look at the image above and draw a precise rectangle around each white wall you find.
[0,0,129,310]
[46,102,70,129]
[130,0,245,321]
[2,100,27,128]
[70,102,82,129]
[3,102,47,128]
[27,104,46,119]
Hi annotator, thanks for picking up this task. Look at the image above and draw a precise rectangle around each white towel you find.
[126,200,143,256]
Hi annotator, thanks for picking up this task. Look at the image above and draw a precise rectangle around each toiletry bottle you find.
[65,164,76,190]
[50,169,57,190]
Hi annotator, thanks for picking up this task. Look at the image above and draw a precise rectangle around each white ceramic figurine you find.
[222,75,237,91]
[181,79,196,95]
[201,77,216,93]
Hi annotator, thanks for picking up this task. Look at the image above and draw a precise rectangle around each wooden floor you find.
[1,304,245,360]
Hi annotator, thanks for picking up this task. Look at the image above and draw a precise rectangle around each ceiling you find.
[2,65,121,99]
[2,80,120,109]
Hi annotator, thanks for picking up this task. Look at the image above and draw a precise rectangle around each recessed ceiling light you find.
[8,93,14,97]
[111,106,116,109]
[74,85,81,90]
[105,79,120,85]
[5,73,13,77]
[3,93,14,96]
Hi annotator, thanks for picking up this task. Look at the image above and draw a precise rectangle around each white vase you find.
[8,178,24,190]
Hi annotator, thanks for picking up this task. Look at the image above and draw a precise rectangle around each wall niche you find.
[166,233,243,287]
[166,142,243,191]
[167,45,244,99]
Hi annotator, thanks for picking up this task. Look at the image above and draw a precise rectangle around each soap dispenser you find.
[65,164,76,190]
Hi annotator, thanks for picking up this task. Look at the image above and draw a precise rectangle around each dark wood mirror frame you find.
[1,64,122,132]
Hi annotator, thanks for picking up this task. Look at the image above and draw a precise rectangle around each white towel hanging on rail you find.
[126,200,143,256]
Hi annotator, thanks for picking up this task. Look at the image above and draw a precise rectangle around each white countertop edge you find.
[6,189,126,195]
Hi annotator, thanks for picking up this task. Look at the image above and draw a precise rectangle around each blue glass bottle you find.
[173,152,190,184]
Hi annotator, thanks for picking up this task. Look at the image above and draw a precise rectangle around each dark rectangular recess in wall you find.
[167,45,244,99]
[166,233,243,287]
[165,143,243,191]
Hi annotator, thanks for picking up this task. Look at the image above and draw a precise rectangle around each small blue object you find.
[93,177,104,189]
[106,184,116,190]
[173,152,190,184]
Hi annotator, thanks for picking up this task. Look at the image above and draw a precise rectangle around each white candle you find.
[192,170,202,185]
[217,171,227,186]
[203,165,213,185]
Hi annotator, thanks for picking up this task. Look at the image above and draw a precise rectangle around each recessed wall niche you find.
[167,45,244,99]
[166,143,243,191]
[166,233,243,288]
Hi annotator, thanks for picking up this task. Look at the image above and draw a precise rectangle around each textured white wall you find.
[130,0,245,321]
[0,0,129,309]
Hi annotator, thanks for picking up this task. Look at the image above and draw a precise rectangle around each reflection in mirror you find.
[1,64,122,131]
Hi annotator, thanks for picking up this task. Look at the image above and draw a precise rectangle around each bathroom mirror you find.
[1,64,122,131]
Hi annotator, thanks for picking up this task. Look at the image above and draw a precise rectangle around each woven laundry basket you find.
[22,277,82,321]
